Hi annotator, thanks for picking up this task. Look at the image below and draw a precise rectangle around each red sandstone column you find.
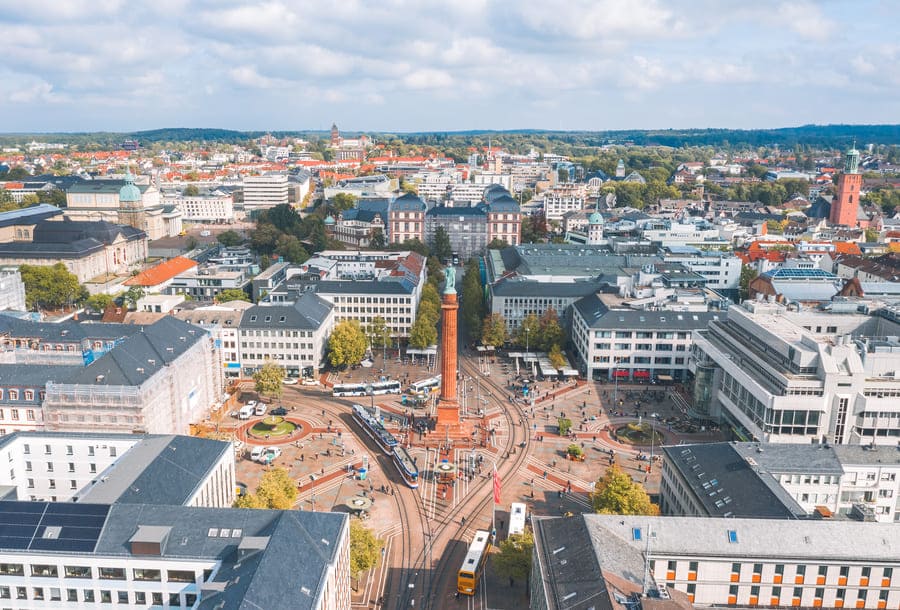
[439,293,458,402]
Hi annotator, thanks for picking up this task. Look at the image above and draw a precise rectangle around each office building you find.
[242,174,289,211]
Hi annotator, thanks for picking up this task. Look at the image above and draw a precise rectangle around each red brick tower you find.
[830,147,861,227]
[435,267,470,438]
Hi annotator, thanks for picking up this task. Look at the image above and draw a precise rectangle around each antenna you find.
[642,522,653,595]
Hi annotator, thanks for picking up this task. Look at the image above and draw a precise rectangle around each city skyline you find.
[0,0,898,133]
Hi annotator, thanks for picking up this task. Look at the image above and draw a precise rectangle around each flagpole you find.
[492,463,497,540]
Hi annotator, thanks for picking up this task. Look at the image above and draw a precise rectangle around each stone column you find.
[439,292,458,403]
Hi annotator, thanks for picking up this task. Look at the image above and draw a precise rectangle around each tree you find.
[370,227,386,249]
[408,313,438,349]
[487,238,509,249]
[515,314,541,349]
[234,467,297,510]
[183,184,200,196]
[328,320,368,367]
[481,313,508,347]
[122,286,145,309]
[250,223,281,255]
[234,493,265,509]
[331,193,357,213]
[349,520,382,589]
[460,259,485,339]
[365,316,392,354]
[739,265,758,302]
[215,288,250,303]
[21,193,39,206]
[591,465,659,515]
[254,360,285,399]
[85,293,114,313]
[493,531,534,588]
[864,228,879,243]
[275,234,309,264]
[431,226,452,262]
[217,230,243,247]
[19,263,88,309]
[538,308,565,351]
[548,344,566,370]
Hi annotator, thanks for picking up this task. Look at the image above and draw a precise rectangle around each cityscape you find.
[0,2,899,610]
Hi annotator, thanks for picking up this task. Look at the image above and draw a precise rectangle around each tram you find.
[350,404,398,455]
[457,530,492,596]
[391,446,419,488]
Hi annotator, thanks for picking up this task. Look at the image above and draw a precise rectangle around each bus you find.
[508,502,527,537]
[370,380,401,395]
[458,530,491,596]
[408,375,441,395]
[332,383,367,397]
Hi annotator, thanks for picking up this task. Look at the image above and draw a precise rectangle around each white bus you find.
[508,502,527,537]
[408,375,441,395]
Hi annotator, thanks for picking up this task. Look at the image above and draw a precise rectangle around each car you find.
[246,400,257,407]
[250,446,265,461]
[258,447,282,463]
[283,378,299,385]
[233,440,245,452]
[301,378,320,386]
[200,230,211,237]
[270,407,288,416]
[254,403,267,416]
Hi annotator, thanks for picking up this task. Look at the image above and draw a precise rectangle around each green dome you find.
[588,211,603,225]
[119,170,142,203]
[323,215,336,225]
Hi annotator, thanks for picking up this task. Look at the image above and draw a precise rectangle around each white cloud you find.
[228,65,285,89]
[402,69,454,90]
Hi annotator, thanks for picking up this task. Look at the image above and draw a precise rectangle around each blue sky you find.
[0,0,897,133]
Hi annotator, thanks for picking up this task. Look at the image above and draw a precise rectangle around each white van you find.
[238,405,254,420]
[250,446,264,461]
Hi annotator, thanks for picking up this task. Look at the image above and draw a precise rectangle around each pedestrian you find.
[300,454,305,462]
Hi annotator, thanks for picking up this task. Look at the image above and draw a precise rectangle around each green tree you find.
[864,228,879,243]
[365,316,392,355]
[122,286,145,309]
[480,313,508,347]
[20,193,40,206]
[548,344,566,370]
[234,493,265,509]
[431,225,452,261]
[183,184,200,196]
[85,293,114,313]
[515,314,541,350]
[217,230,243,247]
[250,223,282,255]
[253,360,285,399]
[331,193,357,213]
[591,465,659,515]
[256,467,297,509]
[275,234,309,264]
[487,238,509,249]
[460,259,485,339]
[349,520,382,590]
[215,288,250,303]
[328,320,368,367]
[370,227,386,249]
[739,265,758,302]
[419,282,442,318]
[493,531,534,588]
[408,313,438,349]
[538,308,565,351]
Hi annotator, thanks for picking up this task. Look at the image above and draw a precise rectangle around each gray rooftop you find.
[574,295,721,330]
[0,318,140,343]
[241,292,332,330]
[730,442,844,475]
[0,364,83,387]
[0,204,63,228]
[77,435,231,506]
[661,443,808,519]
[493,244,662,279]
[492,277,605,298]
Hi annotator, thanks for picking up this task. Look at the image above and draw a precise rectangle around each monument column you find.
[435,266,468,436]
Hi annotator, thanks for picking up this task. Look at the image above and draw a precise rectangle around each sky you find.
[0,0,898,133]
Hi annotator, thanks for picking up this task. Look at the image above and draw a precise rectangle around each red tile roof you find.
[124,256,197,287]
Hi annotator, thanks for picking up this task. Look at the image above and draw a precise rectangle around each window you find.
[44,444,51,455]
[727,529,738,543]
[134,591,146,605]
[118,591,129,603]
[0,563,23,576]
[46,462,53,472]
[133,568,160,581]
[50,588,61,602]
[109,446,117,458]
[33,587,44,600]
[98,567,125,580]
[31,564,58,577]
[67,589,78,602]
[169,593,182,606]
[100,589,112,603]
[0,586,8,599]
[167,570,196,583]
[65,566,92,578]
[66,445,73,455]
[84,589,95,602]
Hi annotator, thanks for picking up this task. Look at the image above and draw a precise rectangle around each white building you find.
[0,268,26,311]
[174,194,234,223]
[175,301,253,379]
[532,514,900,610]
[661,246,743,292]
[242,174,289,211]
[690,301,900,445]
[541,184,587,221]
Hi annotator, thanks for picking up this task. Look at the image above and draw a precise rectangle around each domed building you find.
[587,210,604,245]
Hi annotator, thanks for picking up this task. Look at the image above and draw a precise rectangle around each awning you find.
[613,370,629,378]
[657,374,673,381]
[634,370,651,379]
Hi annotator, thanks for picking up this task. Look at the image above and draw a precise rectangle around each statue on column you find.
[443,266,456,295]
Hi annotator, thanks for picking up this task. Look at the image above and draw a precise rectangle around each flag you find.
[492,466,501,504]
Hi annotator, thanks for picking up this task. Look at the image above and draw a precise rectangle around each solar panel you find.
[0,502,108,554]
[46,502,110,517]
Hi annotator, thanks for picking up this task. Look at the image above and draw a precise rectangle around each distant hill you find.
[0,124,897,149]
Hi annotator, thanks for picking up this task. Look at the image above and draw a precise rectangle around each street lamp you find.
[613,357,620,410]
[525,327,530,377]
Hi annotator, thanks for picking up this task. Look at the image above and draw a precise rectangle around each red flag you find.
[492,467,501,504]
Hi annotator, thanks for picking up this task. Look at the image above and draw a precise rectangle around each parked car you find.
[258,447,282,463]
[301,378,320,386]
[233,440,245,452]
[246,400,258,408]
[250,446,265,461]
[238,406,253,420]
[270,407,288,416]
[283,378,299,385]
[254,403,267,416]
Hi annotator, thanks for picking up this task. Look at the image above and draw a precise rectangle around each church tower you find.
[330,123,341,148]
[118,168,145,231]
[829,147,861,227]
[587,211,604,244]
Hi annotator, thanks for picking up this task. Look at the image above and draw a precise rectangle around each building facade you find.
[242,174,289,211]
